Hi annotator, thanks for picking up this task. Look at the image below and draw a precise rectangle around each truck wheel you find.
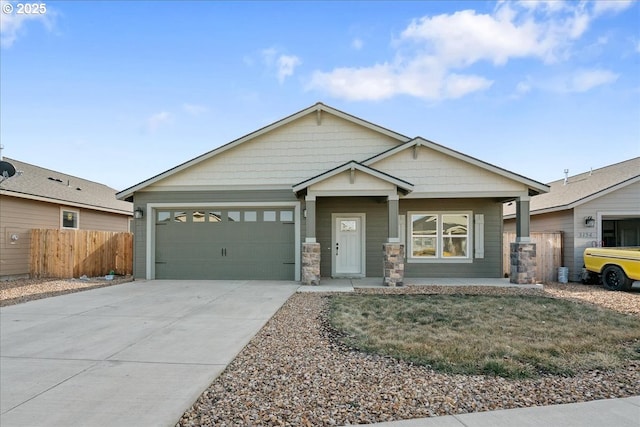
[602,265,632,291]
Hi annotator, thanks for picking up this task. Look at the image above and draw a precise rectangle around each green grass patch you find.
[328,294,640,379]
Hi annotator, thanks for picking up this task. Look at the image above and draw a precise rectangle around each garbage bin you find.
[558,267,569,283]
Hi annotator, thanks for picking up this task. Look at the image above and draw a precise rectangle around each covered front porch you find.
[294,161,539,287]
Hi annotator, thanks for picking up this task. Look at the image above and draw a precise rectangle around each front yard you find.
[329,293,640,379]
[179,283,640,426]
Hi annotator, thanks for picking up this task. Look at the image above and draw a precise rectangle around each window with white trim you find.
[409,212,470,259]
[61,209,79,229]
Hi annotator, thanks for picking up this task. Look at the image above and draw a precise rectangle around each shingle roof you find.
[0,158,132,215]
[503,157,640,217]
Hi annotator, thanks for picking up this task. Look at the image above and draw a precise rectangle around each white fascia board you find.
[405,191,529,199]
[143,184,293,192]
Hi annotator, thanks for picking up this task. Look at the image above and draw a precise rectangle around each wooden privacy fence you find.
[30,229,133,279]
[503,232,563,283]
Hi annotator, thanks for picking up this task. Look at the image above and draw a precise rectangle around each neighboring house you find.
[0,158,133,279]
[504,157,640,282]
[117,103,549,284]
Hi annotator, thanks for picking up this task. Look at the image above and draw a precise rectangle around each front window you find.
[61,209,79,229]
[410,212,469,259]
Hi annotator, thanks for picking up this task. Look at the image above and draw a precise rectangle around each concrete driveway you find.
[0,280,299,427]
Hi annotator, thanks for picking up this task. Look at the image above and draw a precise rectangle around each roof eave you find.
[1,190,133,216]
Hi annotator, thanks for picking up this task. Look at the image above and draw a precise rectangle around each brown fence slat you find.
[503,232,563,283]
[29,229,133,279]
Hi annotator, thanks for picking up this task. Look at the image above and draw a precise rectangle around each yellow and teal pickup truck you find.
[583,247,640,291]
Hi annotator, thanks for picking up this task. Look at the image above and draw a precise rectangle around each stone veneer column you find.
[301,242,321,286]
[383,243,404,287]
[510,242,537,284]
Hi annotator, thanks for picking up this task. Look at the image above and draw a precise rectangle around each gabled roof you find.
[117,102,411,200]
[364,137,549,196]
[292,160,414,195]
[0,158,132,215]
[504,157,640,217]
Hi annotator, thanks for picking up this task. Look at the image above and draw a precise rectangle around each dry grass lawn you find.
[329,293,640,379]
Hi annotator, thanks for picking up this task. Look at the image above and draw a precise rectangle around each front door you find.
[333,214,365,277]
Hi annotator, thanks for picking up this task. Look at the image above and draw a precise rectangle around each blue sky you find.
[1,0,638,191]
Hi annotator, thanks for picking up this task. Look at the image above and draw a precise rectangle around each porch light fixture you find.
[584,216,595,228]
[134,207,144,219]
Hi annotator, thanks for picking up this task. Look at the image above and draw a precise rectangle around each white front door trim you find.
[331,213,366,278]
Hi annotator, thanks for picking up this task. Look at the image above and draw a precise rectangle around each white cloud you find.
[147,112,173,132]
[276,54,301,83]
[308,58,493,101]
[401,8,547,66]
[351,38,363,50]
[261,48,301,83]
[566,69,619,93]
[307,1,631,102]
[0,1,54,48]
[592,0,633,16]
[182,103,208,116]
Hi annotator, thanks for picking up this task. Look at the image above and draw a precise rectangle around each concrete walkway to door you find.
[0,280,298,427]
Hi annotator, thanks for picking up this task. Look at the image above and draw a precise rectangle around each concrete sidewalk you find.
[0,280,298,427]
[364,396,640,426]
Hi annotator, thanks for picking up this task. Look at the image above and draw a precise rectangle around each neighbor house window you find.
[409,212,470,260]
[61,209,79,229]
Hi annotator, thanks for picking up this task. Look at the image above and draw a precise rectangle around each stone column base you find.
[510,242,537,284]
[301,242,321,286]
[383,243,405,287]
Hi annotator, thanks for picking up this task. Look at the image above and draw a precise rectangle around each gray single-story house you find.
[117,103,549,284]
[504,157,640,282]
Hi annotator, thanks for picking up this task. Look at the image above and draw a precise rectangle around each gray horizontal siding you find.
[315,197,503,279]
[316,197,387,278]
[401,199,502,278]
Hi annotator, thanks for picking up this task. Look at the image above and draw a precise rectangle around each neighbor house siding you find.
[146,112,401,189]
[0,196,58,277]
[571,181,640,280]
[0,195,131,278]
[79,209,130,232]
[131,189,299,279]
[401,199,502,278]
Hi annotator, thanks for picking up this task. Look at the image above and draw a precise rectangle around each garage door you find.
[155,208,295,280]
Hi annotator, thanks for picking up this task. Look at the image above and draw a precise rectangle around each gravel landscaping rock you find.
[179,283,639,427]
[0,275,134,307]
